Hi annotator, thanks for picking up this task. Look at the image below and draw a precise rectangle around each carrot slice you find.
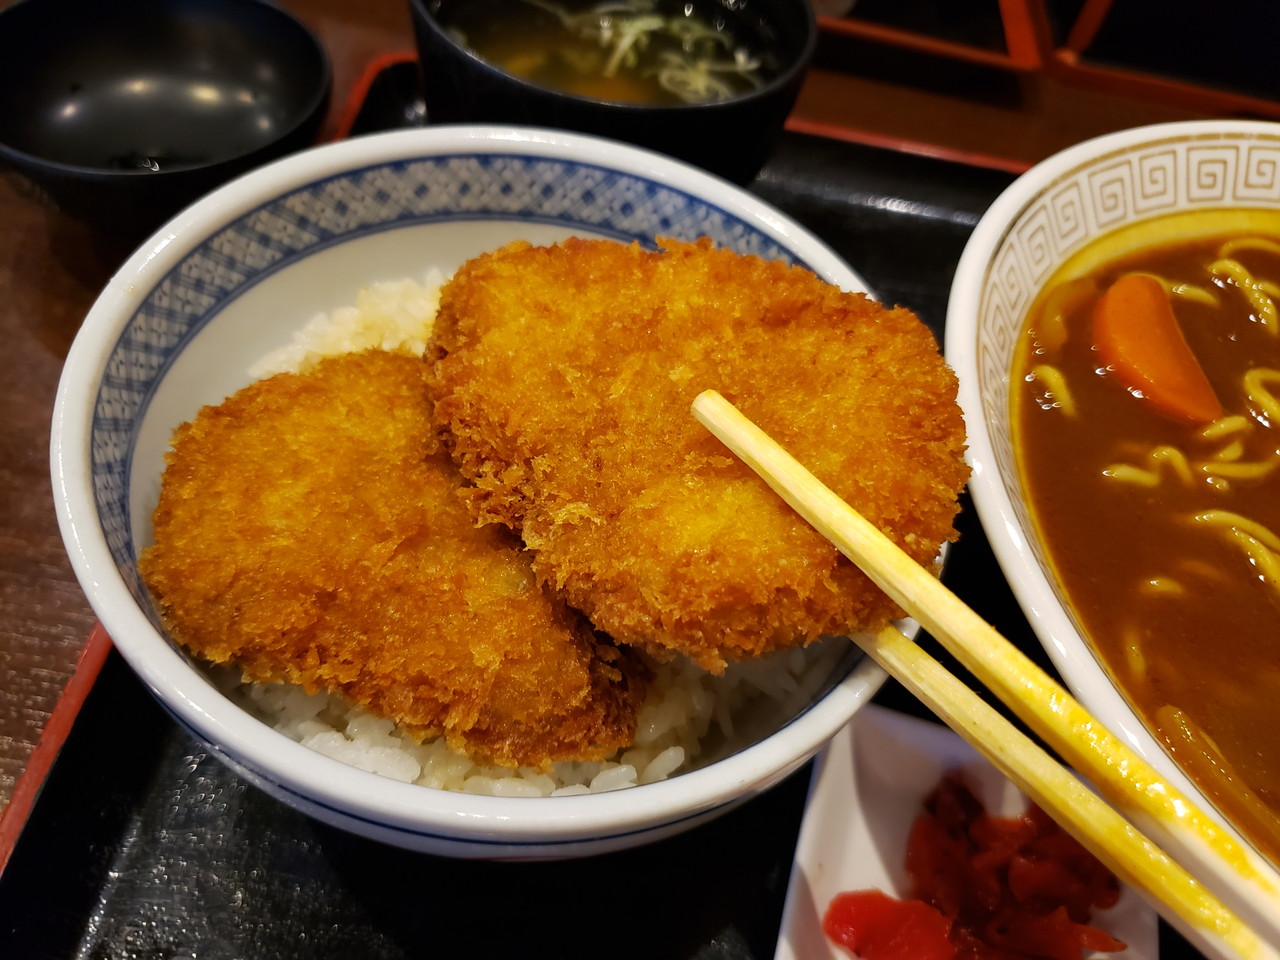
[1092,272,1223,423]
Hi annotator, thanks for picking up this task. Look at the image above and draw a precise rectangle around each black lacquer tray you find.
[0,64,1201,960]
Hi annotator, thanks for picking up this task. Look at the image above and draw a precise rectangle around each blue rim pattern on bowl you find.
[55,127,890,856]
[93,152,813,608]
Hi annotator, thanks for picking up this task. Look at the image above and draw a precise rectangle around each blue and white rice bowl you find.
[52,126,889,859]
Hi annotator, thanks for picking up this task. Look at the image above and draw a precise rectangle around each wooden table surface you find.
[0,0,414,821]
[0,0,1217,827]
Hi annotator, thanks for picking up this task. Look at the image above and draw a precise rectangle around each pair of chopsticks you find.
[692,389,1280,960]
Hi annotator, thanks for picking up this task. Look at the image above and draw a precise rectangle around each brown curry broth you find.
[1013,231,1280,864]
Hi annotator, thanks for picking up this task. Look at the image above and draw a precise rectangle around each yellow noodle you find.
[1196,510,1280,553]
[1104,445,1195,487]
[1128,270,1220,307]
[1156,703,1280,852]
[1027,364,1077,416]
[1217,255,1275,289]
[1214,527,1280,591]
[1209,438,1246,462]
[1159,705,1230,766]
[1219,236,1280,260]
[1153,445,1196,484]
[1102,464,1159,487]
[1169,282,1221,308]
[1140,576,1185,596]
[1210,258,1279,332]
[1243,367,1280,424]
[1196,510,1280,548]
[1241,532,1280,586]
[1197,413,1278,481]
[1031,277,1094,352]
[1202,456,1280,480]
[1156,702,1280,861]
[1201,415,1252,440]
[1179,557,1232,584]
[1121,625,1147,679]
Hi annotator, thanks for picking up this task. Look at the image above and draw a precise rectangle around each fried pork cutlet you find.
[427,237,969,672]
[140,350,646,769]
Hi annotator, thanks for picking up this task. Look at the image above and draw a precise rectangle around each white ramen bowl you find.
[946,119,1280,899]
[51,125,889,859]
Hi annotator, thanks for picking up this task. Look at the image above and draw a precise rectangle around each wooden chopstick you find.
[859,623,1270,960]
[691,388,1280,960]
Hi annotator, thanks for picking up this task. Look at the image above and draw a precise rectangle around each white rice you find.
[226,273,846,795]
[248,273,446,378]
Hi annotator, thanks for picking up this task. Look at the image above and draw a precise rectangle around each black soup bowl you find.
[407,0,817,184]
[0,0,331,240]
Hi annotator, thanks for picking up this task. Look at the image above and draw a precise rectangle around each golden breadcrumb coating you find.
[140,350,646,768]
[427,237,969,672]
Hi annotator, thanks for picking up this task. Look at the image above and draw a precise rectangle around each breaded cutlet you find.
[427,237,970,672]
[140,349,647,768]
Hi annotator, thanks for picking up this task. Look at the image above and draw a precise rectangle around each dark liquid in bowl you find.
[436,0,778,106]
[1013,212,1280,865]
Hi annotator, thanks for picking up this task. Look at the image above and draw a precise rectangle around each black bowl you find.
[407,0,816,184]
[0,0,331,240]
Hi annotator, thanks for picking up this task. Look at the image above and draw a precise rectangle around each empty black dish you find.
[0,0,331,239]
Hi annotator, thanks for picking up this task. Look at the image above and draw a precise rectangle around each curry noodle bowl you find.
[1016,215,1280,862]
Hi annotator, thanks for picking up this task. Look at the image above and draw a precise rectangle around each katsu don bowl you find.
[947,121,1280,883]
[50,125,926,859]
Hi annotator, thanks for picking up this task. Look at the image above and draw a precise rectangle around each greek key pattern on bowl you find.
[91,154,801,588]
[977,133,1280,488]
[973,130,1280,614]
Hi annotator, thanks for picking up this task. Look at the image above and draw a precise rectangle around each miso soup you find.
[1012,209,1280,865]
[435,0,778,106]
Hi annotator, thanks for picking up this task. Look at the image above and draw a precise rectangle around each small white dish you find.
[774,705,1159,960]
